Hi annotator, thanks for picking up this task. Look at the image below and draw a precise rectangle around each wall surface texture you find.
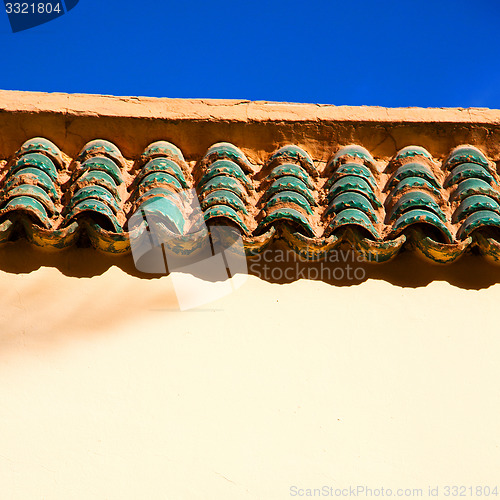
[1,89,500,162]
[0,249,499,499]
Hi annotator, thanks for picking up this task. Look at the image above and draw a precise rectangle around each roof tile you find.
[1,137,500,262]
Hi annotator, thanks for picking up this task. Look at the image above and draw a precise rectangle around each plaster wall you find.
[1,90,500,164]
[0,247,498,499]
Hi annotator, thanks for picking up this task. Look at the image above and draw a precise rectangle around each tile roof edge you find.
[1,89,500,125]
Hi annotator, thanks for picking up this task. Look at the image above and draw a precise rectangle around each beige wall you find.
[0,246,499,499]
[2,90,500,163]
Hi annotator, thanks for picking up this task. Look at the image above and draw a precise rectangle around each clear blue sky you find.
[1,0,499,108]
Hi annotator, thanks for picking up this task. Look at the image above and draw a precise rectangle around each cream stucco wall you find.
[0,248,499,499]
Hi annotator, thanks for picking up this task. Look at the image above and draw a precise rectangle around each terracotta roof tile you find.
[1,135,500,263]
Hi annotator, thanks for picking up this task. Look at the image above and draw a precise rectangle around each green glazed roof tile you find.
[444,162,496,188]
[135,171,184,194]
[326,208,380,240]
[135,195,186,234]
[2,184,57,215]
[15,137,63,166]
[266,190,314,215]
[450,178,500,203]
[325,192,378,223]
[66,185,120,215]
[202,143,252,172]
[444,145,492,171]
[326,162,377,190]
[10,153,58,182]
[133,158,189,190]
[199,160,253,191]
[387,163,440,191]
[2,136,500,263]
[262,176,316,206]
[388,191,446,223]
[453,195,500,224]
[457,210,500,240]
[3,167,58,200]
[200,190,249,215]
[198,176,247,201]
[141,141,185,165]
[390,209,453,243]
[1,195,52,228]
[327,176,381,208]
[77,140,124,166]
[267,164,315,190]
[64,199,123,233]
[256,207,314,237]
[268,145,318,177]
[393,146,433,163]
[75,170,121,200]
[385,176,441,205]
[329,145,375,169]
[135,187,183,206]
[79,156,123,185]
[203,205,250,234]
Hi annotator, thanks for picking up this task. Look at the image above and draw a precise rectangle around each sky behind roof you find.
[1,0,499,108]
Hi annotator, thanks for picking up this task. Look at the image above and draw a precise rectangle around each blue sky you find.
[1,0,499,108]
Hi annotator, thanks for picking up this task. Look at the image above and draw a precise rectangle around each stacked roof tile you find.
[1,137,500,263]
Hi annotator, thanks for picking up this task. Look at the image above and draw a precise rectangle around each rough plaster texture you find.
[1,90,500,164]
[0,254,499,499]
